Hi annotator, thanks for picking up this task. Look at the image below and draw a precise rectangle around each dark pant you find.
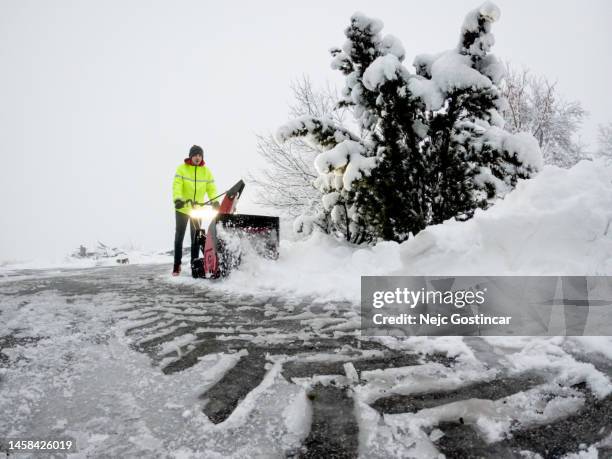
[174,211,201,265]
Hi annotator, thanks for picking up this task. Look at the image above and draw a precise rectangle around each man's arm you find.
[206,169,218,203]
[173,167,184,203]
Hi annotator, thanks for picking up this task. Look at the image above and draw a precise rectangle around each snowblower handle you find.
[186,189,230,207]
[186,193,226,208]
[199,191,227,206]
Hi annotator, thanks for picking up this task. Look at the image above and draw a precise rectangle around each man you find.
[172,145,219,276]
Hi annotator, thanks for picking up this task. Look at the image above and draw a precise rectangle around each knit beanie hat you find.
[189,145,204,158]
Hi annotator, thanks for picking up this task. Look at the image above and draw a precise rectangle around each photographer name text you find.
[371,312,512,326]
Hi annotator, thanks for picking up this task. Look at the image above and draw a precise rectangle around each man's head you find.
[189,145,204,165]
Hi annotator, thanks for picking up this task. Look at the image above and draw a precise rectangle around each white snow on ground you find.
[496,337,611,398]
[366,383,586,453]
[172,159,612,303]
[567,336,612,360]
[0,250,172,278]
[0,291,310,458]
[2,284,608,457]
[347,334,611,457]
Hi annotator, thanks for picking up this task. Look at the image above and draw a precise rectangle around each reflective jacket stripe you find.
[174,174,213,183]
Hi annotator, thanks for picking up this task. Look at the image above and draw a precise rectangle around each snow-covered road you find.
[1,264,610,458]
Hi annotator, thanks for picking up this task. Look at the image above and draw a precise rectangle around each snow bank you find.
[188,159,612,303]
[399,159,612,276]
[186,234,403,303]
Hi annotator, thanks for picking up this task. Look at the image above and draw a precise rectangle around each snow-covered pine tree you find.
[278,13,428,242]
[340,16,431,241]
[416,1,542,223]
[278,1,542,243]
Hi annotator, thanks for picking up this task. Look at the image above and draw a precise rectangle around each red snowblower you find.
[188,180,279,279]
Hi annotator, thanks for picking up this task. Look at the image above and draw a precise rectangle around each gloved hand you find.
[212,201,220,210]
[174,199,185,209]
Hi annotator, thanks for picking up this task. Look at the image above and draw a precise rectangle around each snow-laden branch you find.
[276,115,360,148]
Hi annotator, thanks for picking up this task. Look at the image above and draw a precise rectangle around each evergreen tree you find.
[278,1,542,243]
[420,2,541,224]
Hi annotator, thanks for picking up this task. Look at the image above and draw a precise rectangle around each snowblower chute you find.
[190,180,279,279]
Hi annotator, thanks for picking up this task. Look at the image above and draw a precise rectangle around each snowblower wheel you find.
[191,259,205,278]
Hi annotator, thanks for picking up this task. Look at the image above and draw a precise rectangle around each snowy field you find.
[1,160,611,458]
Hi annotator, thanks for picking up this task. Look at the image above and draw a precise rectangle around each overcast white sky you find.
[1,0,610,262]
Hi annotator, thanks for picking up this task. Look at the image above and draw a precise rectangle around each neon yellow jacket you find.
[173,159,218,215]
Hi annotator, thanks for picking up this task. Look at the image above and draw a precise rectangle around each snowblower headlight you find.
[190,207,218,220]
